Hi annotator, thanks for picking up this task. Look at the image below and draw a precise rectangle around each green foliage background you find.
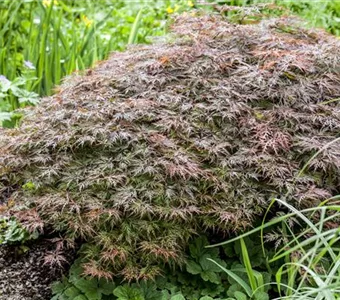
[218,0,340,36]
[0,0,193,126]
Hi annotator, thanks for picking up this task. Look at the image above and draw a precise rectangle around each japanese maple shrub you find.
[0,12,339,280]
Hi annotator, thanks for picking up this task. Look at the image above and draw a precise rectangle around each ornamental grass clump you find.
[0,11,339,280]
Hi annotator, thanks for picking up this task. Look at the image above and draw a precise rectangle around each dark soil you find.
[0,241,61,300]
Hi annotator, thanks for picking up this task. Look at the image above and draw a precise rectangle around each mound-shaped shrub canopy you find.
[1,12,339,280]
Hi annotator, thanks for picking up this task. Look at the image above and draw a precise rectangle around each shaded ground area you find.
[0,241,62,300]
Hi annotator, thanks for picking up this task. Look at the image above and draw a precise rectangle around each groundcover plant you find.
[0,10,339,281]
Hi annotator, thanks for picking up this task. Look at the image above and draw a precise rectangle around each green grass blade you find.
[207,258,252,297]
[207,206,328,248]
[128,8,143,45]
[274,199,337,261]
[240,237,258,293]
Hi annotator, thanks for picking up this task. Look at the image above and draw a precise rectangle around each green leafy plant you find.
[51,258,116,300]
[208,242,270,300]
[0,216,38,245]
[52,235,276,300]
[186,237,226,285]
[0,68,39,127]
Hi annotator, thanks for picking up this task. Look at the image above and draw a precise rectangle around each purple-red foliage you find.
[0,12,339,279]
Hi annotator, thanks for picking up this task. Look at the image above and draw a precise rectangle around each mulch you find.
[0,241,62,300]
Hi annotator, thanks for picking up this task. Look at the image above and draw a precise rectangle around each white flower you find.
[0,75,10,84]
[24,61,35,70]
